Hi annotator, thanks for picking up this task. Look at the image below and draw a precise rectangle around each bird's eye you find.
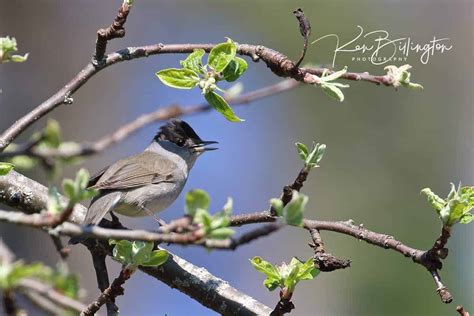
[176,139,185,147]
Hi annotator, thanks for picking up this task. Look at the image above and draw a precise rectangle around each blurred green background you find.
[0,0,472,315]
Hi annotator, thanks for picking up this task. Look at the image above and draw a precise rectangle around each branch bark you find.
[0,42,396,152]
[0,171,272,315]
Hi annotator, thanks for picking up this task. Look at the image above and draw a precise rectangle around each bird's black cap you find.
[154,119,214,149]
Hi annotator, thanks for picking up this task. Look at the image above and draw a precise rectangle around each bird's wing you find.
[87,165,109,187]
[89,151,177,191]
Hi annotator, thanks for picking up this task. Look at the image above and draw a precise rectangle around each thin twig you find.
[18,278,87,313]
[309,228,351,272]
[80,268,131,316]
[93,1,132,65]
[49,234,70,260]
[457,306,470,316]
[0,42,397,152]
[85,244,118,316]
[293,8,311,68]
[0,80,299,160]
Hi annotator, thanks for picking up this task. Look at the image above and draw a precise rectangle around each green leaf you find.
[384,64,423,90]
[180,49,205,74]
[296,258,319,280]
[422,184,474,226]
[1,262,51,290]
[142,249,169,267]
[208,41,237,72]
[185,189,210,216]
[460,213,474,224]
[76,169,89,191]
[9,156,36,170]
[282,191,308,226]
[208,227,235,239]
[110,240,133,265]
[320,66,347,82]
[295,142,309,161]
[194,208,212,228]
[62,179,75,200]
[263,278,280,291]
[270,198,284,216]
[47,187,63,215]
[9,54,28,63]
[204,91,243,122]
[156,68,200,89]
[222,57,248,82]
[131,241,154,265]
[321,83,346,102]
[305,143,326,168]
[43,119,61,148]
[250,257,281,281]
[421,188,446,213]
[222,197,233,216]
[0,162,14,176]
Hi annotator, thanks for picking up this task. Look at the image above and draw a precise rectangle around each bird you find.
[70,119,216,243]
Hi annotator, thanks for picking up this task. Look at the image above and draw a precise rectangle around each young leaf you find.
[208,227,235,239]
[156,68,200,89]
[180,49,205,74]
[305,143,326,169]
[205,91,243,122]
[321,83,346,102]
[47,187,63,215]
[270,198,284,216]
[282,191,308,226]
[208,41,237,73]
[296,258,319,280]
[250,257,281,281]
[142,249,169,267]
[222,57,248,82]
[421,188,445,213]
[0,162,14,176]
[62,179,75,200]
[131,241,154,265]
[43,119,61,148]
[295,142,309,161]
[110,240,133,265]
[185,189,210,216]
[320,66,347,82]
[194,208,212,228]
[222,197,233,216]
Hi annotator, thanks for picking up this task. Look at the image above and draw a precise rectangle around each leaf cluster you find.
[185,189,235,240]
[109,240,169,271]
[250,256,319,293]
[156,38,247,122]
[0,36,28,63]
[422,184,474,226]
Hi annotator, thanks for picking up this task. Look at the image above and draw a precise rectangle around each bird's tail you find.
[68,192,121,245]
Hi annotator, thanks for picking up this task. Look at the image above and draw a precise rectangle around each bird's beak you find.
[192,140,218,153]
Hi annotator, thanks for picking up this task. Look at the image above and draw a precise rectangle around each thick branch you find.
[0,172,272,315]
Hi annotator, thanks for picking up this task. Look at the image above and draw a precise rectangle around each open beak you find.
[192,140,218,153]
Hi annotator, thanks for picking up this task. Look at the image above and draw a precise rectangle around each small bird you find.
[78,119,216,229]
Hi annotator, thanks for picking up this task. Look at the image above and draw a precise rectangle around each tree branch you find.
[17,279,87,313]
[0,80,299,160]
[0,172,272,315]
[80,268,131,316]
[0,42,397,152]
[93,1,132,65]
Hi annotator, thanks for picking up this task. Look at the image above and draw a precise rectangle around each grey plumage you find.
[70,120,216,244]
